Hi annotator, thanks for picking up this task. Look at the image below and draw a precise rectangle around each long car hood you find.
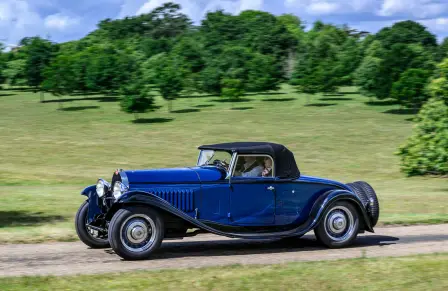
[123,168,200,184]
[122,166,226,185]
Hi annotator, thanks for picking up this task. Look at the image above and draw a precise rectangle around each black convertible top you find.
[198,142,300,179]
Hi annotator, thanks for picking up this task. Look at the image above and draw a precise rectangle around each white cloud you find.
[285,0,350,16]
[284,0,447,18]
[0,2,13,22]
[0,0,43,43]
[418,17,448,33]
[307,2,340,15]
[136,0,166,15]
[238,0,263,12]
[378,0,447,18]
[44,13,80,30]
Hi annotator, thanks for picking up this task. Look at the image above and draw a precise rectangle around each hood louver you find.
[149,188,195,212]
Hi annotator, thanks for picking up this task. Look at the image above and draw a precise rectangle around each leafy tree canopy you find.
[391,68,431,109]
[20,37,56,90]
[397,98,448,176]
[427,58,448,105]
[376,20,437,49]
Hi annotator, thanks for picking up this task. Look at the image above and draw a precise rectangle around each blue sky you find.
[0,0,447,48]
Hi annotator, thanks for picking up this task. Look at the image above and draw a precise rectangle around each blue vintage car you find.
[76,142,380,260]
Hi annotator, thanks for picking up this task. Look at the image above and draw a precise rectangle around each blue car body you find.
[81,142,375,240]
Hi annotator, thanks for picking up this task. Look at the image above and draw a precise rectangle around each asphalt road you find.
[0,224,447,277]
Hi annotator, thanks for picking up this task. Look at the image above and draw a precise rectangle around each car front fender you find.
[80,185,102,224]
[81,185,96,197]
[105,191,232,236]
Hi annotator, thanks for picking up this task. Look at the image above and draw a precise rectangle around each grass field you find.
[1,253,447,290]
[0,85,446,243]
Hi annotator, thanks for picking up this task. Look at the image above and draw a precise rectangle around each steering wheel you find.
[213,159,229,170]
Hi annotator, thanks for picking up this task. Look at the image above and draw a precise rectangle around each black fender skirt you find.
[103,189,373,239]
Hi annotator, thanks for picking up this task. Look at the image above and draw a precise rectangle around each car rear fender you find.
[311,189,374,232]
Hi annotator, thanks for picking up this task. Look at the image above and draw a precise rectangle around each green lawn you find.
[1,254,447,290]
[0,85,446,243]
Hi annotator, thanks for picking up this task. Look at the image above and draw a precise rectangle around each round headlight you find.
[113,181,123,199]
[96,180,105,198]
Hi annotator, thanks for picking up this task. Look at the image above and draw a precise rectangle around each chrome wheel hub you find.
[127,222,150,244]
[328,212,347,234]
[324,206,355,242]
[120,214,156,252]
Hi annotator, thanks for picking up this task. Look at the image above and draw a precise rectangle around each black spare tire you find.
[354,181,380,227]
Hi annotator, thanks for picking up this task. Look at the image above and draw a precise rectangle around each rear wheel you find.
[75,201,110,249]
[314,201,360,248]
[109,206,164,260]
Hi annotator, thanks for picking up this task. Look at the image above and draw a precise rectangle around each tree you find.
[170,36,205,93]
[427,58,448,105]
[246,53,282,92]
[221,78,244,100]
[436,37,448,62]
[120,80,155,120]
[290,23,353,96]
[354,56,383,98]
[143,53,183,112]
[199,46,283,96]
[41,53,77,108]
[276,14,305,42]
[3,59,27,87]
[375,20,437,50]
[199,9,296,78]
[397,98,448,176]
[333,38,362,86]
[290,50,322,102]
[0,43,7,85]
[21,37,55,100]
[356,21,437,100]
[390,69,430,110]
[97,2,191,41]
[83,45,137,93]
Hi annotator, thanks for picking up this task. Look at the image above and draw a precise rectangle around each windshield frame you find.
[197,150,236,178]
[197,150,232,166]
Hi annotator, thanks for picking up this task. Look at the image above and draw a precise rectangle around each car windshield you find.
[197,150,232,166]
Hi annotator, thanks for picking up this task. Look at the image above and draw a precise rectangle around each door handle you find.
[267,186,275,191]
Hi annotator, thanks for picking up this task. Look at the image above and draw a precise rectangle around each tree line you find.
[0,3,447,109]
[0,2,446,176]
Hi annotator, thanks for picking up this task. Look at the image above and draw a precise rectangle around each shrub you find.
[221,78,244,100]
[120,82,155,120]
[397,98,448,176]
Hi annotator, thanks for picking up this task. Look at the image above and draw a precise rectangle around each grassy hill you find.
[0,85,446,243]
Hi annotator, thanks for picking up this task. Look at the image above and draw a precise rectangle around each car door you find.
[229,176,276,225]
[273,181,303,225]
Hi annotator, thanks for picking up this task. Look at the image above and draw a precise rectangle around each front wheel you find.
[108,206,164,260]
[314,201,360,248]
[75,201,110,249]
